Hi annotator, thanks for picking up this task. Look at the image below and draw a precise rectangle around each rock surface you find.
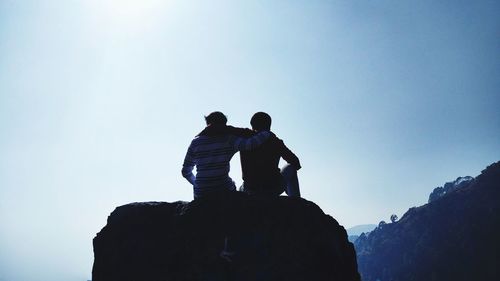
[92,192,360,281]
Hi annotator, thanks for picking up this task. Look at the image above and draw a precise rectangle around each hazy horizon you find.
[1,0,499,280]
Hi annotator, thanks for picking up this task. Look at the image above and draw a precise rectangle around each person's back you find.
[187,133,239,197]
[238,112,301,197]
[240,136,299,192]
[182,112,271,199]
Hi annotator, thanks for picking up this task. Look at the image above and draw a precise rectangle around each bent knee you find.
[281,164,297,176]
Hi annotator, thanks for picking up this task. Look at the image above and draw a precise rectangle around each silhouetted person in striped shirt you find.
[182,111,270,199]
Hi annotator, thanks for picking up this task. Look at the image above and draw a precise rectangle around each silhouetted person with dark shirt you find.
[231,112,301,197]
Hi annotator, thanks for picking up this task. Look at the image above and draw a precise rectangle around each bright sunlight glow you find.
[87,0,169,31]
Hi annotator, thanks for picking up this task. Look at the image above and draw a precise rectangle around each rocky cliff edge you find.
[92,192,360,281]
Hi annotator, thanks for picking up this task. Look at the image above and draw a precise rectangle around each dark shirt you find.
[228,127,301,190]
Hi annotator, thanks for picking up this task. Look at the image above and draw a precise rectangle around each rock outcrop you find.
[92,192,360,281]
[428,176,474,203]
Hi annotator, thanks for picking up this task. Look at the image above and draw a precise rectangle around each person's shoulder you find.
[191,135,210,144]
[269,131,283,142]
[189,136,201,145]
[273,133,294,151]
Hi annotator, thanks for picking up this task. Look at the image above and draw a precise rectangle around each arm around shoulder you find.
[226,126,254,138]
[232,131,271,151]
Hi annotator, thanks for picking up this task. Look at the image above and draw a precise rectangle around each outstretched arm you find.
[181,145,196,185]
[226,125,255,138]
[231,131,271,151]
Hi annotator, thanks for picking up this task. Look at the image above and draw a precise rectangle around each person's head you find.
[205,111,227,126]
[250,112,272,131]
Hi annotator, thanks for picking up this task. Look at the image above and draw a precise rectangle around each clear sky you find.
[0,0,499,280]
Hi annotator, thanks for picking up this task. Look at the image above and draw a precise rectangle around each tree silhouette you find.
[390,214,398,223]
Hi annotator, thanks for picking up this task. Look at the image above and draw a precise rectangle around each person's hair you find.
[250,112,272,131]
[205,111,227,125]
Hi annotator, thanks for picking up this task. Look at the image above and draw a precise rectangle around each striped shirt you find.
[182,130,270,199]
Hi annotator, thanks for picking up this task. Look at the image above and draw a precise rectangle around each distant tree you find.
[428,186,444,203]
[378,220,386,227]
[390,214,398,223]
